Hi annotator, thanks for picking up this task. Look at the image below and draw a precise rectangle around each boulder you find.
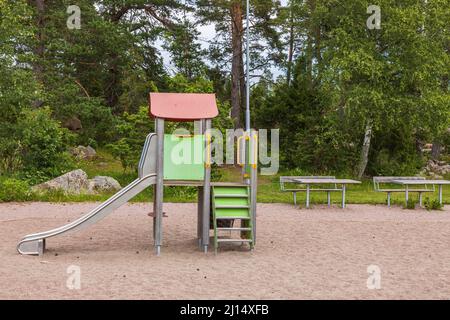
[87,176,122,194]
[32,169,89,194]
[63,116,82,132]
[422,159,450,177]
[71,145,97,160]
[31,170,122,195]
[429,172,443,180]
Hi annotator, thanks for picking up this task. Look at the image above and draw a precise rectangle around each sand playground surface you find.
[1,202,450,299]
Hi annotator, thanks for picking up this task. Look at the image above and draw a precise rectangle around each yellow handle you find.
[237,135,244,166]
[251,133,258,169]
[205,133,212,168]
[174,134,194,138]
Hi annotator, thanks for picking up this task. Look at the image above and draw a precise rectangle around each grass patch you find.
[2,149,450,205]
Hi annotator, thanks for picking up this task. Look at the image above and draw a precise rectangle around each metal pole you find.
[154,118,164,255]
[202,119,212,253]
[245,0,250,132]
[342,185,346,209]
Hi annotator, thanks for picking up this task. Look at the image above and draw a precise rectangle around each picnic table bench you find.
[280,176,361,208]
[373,176,450,207]
[392,179,450,206]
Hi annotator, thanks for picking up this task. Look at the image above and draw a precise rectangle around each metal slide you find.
[17,133,158,256]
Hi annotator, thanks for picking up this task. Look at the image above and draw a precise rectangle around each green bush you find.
[16,107,75,180]
[371,149,423,176]
[423,197,443,211]
[107,106,154,171]
[404,199,416,210]
[0,178,30,202]
[0,107,75,183]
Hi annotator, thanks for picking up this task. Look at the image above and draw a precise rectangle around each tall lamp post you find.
[245,0,250,132]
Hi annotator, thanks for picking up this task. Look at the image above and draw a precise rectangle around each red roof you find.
[149,93,218,121]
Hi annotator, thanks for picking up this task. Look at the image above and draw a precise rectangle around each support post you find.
[387,192,391,208]
[293,192,297,206]
[153,118,164,255]
[250,129,258,246]
[419,192,423,207]
[306,184,310,208]
[327,191,331,207]
[341,184,346,209]
[195,120,204,248]
[438,185,443,205]
[405,185,409,204]
[197,187,203,248]
[201,119,212,253]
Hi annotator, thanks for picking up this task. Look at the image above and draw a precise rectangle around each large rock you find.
[32,169,89,194]
[422,159,450,177]
[87,176,122,194]
[32,170,122,195]
[63,116,82,132]
[70,145,97,160]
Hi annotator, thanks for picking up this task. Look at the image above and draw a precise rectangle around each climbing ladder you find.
[211,185,254,253]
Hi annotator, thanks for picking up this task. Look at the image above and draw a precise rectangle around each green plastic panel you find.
[213,187,248,195]
[214,208,250,218]
[164,134,204,180]
[214,198,248,206]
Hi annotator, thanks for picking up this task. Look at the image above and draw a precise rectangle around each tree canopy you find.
[0,0,449,181]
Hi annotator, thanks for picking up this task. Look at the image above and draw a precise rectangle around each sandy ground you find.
[1,202,450,299]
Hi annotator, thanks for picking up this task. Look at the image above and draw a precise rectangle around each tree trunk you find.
[432,47,449,161]
[31,0,46,107]
[357,120,373,178]
[106,53,120,113]
[239,51,246,122]
[286,3,294,86]
[431,141,441,160]
[230,1,244,128]
[305,0,315,85]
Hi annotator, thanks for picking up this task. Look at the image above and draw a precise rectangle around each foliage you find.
[254,0,450,176]
[17,108,75,178]
[0,179,31,202]
[404,199,416,210]
[107,106,154,171]
[0,107,74,182]
[423,197,443,211]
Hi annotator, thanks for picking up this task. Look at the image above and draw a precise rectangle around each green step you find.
[217,239,253,243]
[215,208,250,218]
[216,205,249,209]
[213,186,248,196]
[214,194,248,198]
[217,227,252,231]
[215,215,250,220]
[214,197,248,206]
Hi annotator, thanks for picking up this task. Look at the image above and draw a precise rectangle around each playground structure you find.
[17,93,258,255]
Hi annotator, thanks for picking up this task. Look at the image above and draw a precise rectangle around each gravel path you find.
[1,202,449,299]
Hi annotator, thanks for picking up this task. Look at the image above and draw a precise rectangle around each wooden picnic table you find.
[392,179,450,205]
[292,178,361,209]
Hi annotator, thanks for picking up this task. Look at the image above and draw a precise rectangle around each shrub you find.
[107,106,154,171]
[16,107,75,179]
[0,107,75,183]
[404,199,416,210]
[423,197,443,211]
[0,178,30,202]
[0,137,23,174]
